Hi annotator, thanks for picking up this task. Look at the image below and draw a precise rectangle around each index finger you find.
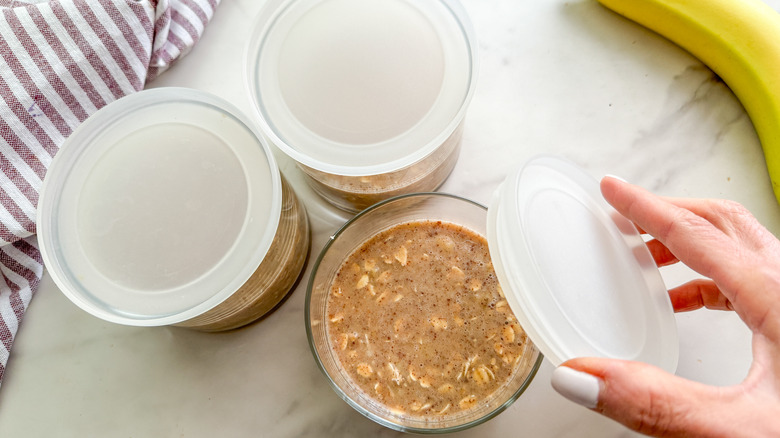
[600,177,738,282]
[600,176,779,335]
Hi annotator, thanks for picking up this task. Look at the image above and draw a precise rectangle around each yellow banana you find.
[596,0,780,204]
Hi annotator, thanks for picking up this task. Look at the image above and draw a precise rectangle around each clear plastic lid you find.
[245,0,478,176]
[487,156,678,372]
[37,88,282,326]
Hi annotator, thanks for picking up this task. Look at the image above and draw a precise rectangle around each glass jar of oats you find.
[246,0,477,212]
[306,156,679,432]
[37,88,310,331]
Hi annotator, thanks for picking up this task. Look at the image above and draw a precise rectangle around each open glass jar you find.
[246,0,478,212]
[307,193,543,433]
[306,157,680,432]
[37,88,310,331]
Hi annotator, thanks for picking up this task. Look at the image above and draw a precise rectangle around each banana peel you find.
[597,0,780,205]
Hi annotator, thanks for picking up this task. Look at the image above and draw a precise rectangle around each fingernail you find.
[551,366,602,409]
[603,174,628,183]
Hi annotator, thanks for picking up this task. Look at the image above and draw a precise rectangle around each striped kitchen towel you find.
[0,0,219,388]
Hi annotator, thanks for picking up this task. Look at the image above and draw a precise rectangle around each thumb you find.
[551,358,727,437]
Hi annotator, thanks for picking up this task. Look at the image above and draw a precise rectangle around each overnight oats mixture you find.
[325,220,529,418]
[302,123,463,212]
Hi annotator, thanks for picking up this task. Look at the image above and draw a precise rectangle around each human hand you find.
[550,176,780,437]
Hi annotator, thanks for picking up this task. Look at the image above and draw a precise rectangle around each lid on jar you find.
[486,156,678,372]
[37,88,282,326]
[245,0,477,176]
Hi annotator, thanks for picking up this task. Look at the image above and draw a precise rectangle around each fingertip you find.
[603,174,628,184]
[600,175,629,205]
[551,366,602,409]
[599,175,657,225]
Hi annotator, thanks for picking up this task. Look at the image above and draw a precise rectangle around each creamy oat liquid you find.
[326,221,530,417]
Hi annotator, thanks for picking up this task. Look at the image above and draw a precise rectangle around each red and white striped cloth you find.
[0,0,219,387]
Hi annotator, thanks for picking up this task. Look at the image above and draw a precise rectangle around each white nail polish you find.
[603,174,628,183]
[551,366,601,409]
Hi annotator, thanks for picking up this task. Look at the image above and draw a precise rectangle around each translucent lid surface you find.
[37,88,282,326]
[487,156,678,372]
[246,0,477,175]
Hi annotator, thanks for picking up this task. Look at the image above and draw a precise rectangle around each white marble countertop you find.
[0,0,776,436]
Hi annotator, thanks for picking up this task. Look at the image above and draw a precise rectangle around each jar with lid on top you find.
[37,88,310,331]
[246,0,478,212]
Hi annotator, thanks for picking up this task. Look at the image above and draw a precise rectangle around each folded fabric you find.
[0,0,220,388]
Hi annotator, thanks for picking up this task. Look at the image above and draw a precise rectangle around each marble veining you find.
[0,0,774,436]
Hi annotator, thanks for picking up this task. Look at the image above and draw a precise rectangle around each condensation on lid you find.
[37,88,282,325]
[486,156,678,373]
